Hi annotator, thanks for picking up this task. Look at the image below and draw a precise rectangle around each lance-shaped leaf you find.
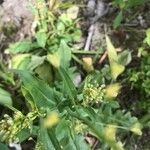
[58,67,77,101]
[106,36,125,80]
[0,87,12,106]
[17,70,59,109]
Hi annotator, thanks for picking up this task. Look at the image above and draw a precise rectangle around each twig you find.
[98,50,107,64]
[84,24,95,51]
[92,139,99,150]
[72,50,103,55]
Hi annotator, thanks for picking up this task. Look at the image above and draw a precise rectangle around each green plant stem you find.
[72,54,83,65]
[72,50,103,55]
[48,128,62,150]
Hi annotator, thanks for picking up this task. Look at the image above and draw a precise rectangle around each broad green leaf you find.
[58,67,77,101]
[11,54,31,69]
[59,40,72,68]
[35,29,47,48]
[17,57,31,70]
[113,11,123,29]
[35,63,53,83]
[47,51,60,68]
[118,50,132,66]
[17,70,58,109]
[28,55,45,71]
[111,62,125,80]
[47,40,71,69]
[0,87,12,106]
[7,40,37,54]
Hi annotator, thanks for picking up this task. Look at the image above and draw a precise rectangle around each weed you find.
[0,0,144,149]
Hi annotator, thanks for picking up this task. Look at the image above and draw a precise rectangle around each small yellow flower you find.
[130,122,142,135]
[104,125,116,141]
[44,112,59,128]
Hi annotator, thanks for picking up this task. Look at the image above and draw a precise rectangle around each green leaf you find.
[47,40,71,69]
[0,87,12,106]
[72,29,82,42]
[59,40,72,68]
[0,143,8,150]
[47,51,61,68]
[35,30,47,48]
[28,55,45,71]
[74,135,90,150]
[11,54,31,69]
[57,22,66,32]
[16,128,32,143]
[111,62,125,80]
[59,13,73,26]
[21,86,36,110]
[106,36,125,79]
[58,67,77,101]
[106,36,118,62]
[37,119,55,150]
[113,11,123,29]
[118,50,132,66]
[35,62,53,83]
[56,119,89,150]
[7,40,37,54]
[144,28,150,46]
[17,70,58,109]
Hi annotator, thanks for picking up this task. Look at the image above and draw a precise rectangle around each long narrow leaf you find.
[58,67,77,101]
[17,70,59,109]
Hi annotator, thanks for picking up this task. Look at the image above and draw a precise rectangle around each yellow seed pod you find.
[104,125,116,141]
[44,112,59,128]
[105,83,121,98]
[130,122,142,136]
[82,57,94,72]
